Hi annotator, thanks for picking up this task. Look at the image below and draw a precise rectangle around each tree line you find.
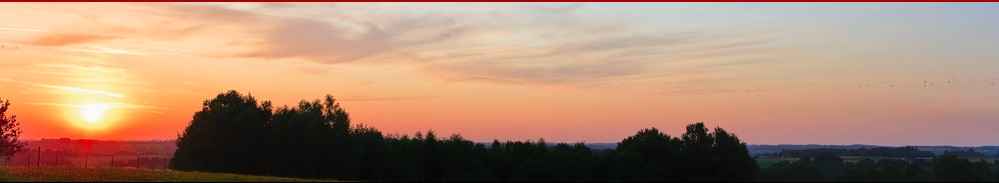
[169,90,757,181]
[779,147,936,158]
[760,154,999,181]
[2,92,996,181]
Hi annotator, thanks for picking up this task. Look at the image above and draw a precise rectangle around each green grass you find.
[0,167,331,182]
[756,157,799,169]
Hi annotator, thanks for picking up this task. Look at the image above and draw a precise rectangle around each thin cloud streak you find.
[0,77,126,98]
[26,102,166,114]
[10,3,779,88]
[34,84,126,98]
[30,33,114,46]
[150,4,777,87]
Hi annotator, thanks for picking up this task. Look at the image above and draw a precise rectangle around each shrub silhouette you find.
[0,99,24,160]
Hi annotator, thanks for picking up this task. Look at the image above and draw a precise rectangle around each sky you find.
[0,3,998,146]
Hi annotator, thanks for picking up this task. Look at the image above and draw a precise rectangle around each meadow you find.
[0,167,330,182]
[757,156,999,169]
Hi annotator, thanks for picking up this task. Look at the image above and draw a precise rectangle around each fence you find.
[3,147,171,169]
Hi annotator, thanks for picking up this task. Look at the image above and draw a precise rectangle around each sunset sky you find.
[1,3,997,145]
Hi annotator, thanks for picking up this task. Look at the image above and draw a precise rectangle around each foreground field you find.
[0,167,326,182]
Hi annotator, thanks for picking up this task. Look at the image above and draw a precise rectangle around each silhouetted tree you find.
[269,100,329,177]
[993,160,999,181]
[170,91,273,174]
[712,127,759,181]
[762,155,999,182]
[681,123,717,180]
[438,134,492,181]
[932,155,991,181]
[169,90,767,181]
[349,125,387,180]
[0,99,24,160]
[678,123,760,181]
[614,128,681,181]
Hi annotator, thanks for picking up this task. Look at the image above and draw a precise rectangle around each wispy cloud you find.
[233,12,467,63]
[0,27,46,33]
[34,84,125,98]
[30,33,113,46]
[27,102,166,114]
[340,95,437,102]
[7,3,779,87]
[0,72,126,98]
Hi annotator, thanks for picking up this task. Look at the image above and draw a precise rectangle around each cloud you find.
[521,3,586,14]
[139,4,775,85]
[27,102,166,114]
[10,3,777,87]
[430,57,651,85]
[34,84,126,98]
[239,14,467,63]
[419,30,772,86]
[0,27,46,33]
[1,63,135,99]
[340,95,437,102]
[30,33,113,46]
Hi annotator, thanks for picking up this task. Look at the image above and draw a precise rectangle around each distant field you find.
[756,157,798,168]
[0,167,329,182]
[756,156,999,169]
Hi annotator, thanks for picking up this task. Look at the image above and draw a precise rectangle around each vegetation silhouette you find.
[760,154,999,181]
[780,146,935,158]
[169,91,999,181]
[0,99,24,160]
[170,90,758,181]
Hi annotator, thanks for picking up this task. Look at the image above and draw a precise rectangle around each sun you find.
[79,103,111,125]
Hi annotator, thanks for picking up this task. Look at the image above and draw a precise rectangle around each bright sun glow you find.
[80,103,111,125]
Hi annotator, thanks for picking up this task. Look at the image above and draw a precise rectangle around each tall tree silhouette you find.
[681,123,716,180]
[0,99,24,160]
[170,90,272,174]
[712,127,759,181]
[614,128,681,181]
[321,95,352,178]
[269,100,329,177]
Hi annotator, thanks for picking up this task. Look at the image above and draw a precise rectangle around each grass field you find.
[756,157,799,168]
[0,167,328,182]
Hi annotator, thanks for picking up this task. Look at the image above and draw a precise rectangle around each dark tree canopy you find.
[170,90,273,174]
[933,155,993,181]
[760,153,999,181]
[0,99,24,159]
[166,91,999,182]
[167,91,765,181]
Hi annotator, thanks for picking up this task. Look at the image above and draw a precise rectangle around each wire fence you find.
[3,147,171,169]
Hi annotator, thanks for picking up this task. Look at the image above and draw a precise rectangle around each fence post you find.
[35,147,40,167]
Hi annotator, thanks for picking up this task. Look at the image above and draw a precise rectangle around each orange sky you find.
[1,3,998,145]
